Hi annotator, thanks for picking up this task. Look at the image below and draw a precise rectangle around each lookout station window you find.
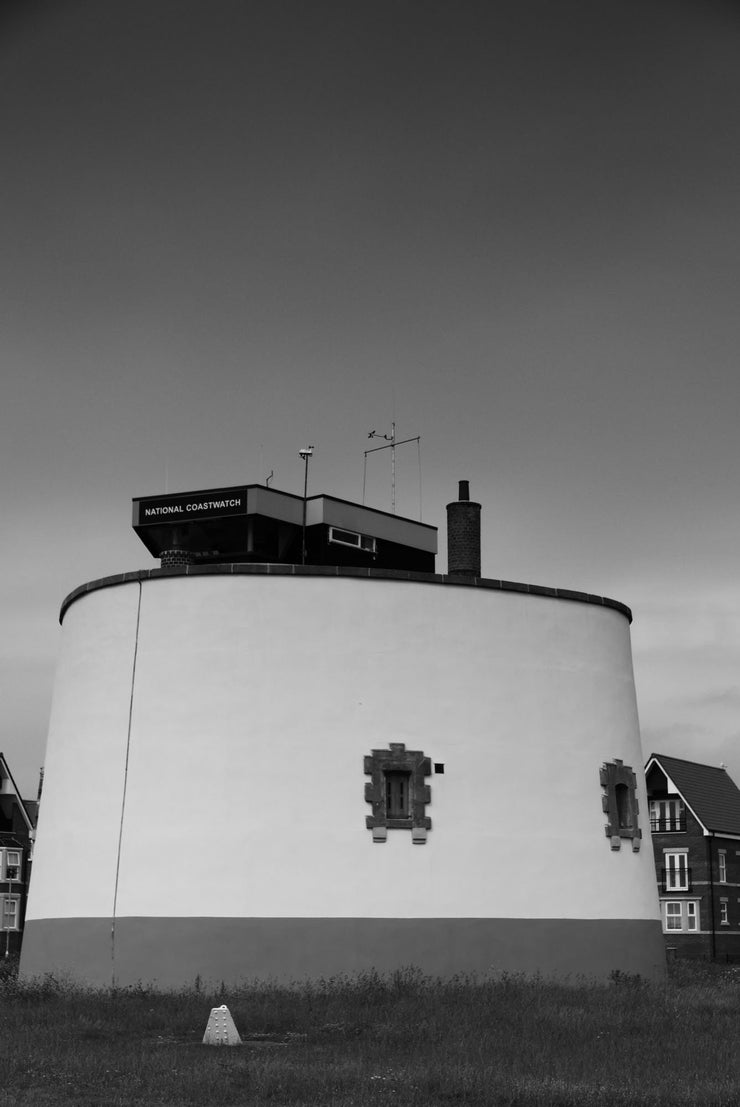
[364,744,432,844]
[600,759,641,852]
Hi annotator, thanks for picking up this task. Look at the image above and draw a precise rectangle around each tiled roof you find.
[647,753,740,836]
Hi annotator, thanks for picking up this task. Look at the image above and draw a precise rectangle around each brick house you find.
[645,753,740,960]
[0,754,36,959]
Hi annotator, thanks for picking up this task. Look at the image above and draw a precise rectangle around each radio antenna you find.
[363,422,422,517]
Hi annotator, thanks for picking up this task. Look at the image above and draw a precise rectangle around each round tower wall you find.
[22,572,664,985]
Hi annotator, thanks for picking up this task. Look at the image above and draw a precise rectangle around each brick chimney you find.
[160,549,196,568]
[446,480,481,577]
[159,528,196,568]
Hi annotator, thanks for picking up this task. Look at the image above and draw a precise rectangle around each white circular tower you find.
[21,484,664,985]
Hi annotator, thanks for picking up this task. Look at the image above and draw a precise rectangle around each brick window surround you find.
[364,743,432,844]
[600,759,642,852]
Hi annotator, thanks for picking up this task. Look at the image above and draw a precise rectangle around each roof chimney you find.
[446,481,481,577]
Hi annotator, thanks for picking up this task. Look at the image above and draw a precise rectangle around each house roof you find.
[23,800,39,828]
[646,753,740,836]
[0,753,35,835]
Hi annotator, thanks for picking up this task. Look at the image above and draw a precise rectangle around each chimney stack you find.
[446,481,481,577]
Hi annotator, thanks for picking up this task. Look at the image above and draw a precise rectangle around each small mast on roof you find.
[446,480,481,577]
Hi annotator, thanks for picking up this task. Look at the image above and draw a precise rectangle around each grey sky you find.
[2,0,740,795]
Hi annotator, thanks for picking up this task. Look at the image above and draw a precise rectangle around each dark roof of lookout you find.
[58,564,633,625]
[646,753,740,836]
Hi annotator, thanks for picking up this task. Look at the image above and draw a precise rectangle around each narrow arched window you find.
[600,760,641,851]
[615,782,633,829]
[385,771,412,819]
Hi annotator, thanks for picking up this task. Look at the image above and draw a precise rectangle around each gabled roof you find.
[646,753,740,836]
[0,753,35,835]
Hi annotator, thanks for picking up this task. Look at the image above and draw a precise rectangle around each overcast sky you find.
[2,0,740,797]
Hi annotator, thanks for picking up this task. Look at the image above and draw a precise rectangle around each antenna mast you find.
[364,422,421,516]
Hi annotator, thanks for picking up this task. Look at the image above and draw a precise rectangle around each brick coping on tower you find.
[58,565,632,624]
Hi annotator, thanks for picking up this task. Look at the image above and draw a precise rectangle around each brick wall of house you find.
[652,808,740,960]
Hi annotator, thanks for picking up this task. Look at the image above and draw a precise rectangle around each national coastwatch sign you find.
[133,489,248,525]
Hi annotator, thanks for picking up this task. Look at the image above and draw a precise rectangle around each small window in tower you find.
[615,783,633,830]
[600,759,641,851]
[364,744,432,843]
[385,771,411,819]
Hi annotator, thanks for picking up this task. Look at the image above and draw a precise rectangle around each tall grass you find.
[0,960,737,1105]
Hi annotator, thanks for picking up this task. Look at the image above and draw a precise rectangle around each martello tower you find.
[22,480,663,986]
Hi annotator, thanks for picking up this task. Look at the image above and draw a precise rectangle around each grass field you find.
[0,960,738,1106]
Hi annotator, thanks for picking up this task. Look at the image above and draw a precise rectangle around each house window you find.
[720,900,729,925]
[719,850,727,884]
[0,895,19,931]
[3,851,21,882]
[665,902,682,931]
[664,851,690,891]
[649,798,685,832]
[662,900,699,934]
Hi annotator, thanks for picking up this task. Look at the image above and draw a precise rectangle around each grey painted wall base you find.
[21,917,666,987]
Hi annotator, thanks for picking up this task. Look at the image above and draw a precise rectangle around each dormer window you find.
[649,798,685,832]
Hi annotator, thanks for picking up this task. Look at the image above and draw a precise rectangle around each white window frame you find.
[720,900,729,925]
[0,894,19,931]
[327,526,377,554]
[650,798,685,831]
[664,902,682,931]
[3,850,21,882]
[662,900,700,934]
[718,850,727,884]
[665,850,689,891]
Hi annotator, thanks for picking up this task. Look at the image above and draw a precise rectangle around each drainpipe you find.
[707,834,716,961]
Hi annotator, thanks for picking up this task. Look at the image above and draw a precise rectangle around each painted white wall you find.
[28,575,660,925]
[27,584,141,918]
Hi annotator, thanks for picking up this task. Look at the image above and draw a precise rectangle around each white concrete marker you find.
[202,1004,242,1045]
